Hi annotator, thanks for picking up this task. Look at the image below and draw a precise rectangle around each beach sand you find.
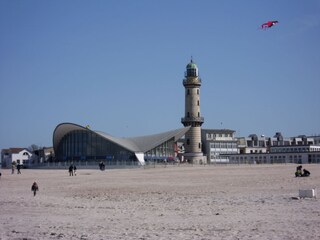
[0,164,319,240]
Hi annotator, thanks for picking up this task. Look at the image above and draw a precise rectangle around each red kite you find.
[261,20,279,29]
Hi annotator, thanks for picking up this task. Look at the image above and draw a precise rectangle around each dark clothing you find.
[31,182,39,196]
[295,165,303,177]
[99,162,105,171]
[302,169,310,177]
[69,165,74,176]
[295,170,302,177]
[17,164,21,174]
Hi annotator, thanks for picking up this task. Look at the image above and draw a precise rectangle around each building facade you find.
[1,148,32,168]
[53,123,190,165]
[222,133,320,164]
[201,129,238,163]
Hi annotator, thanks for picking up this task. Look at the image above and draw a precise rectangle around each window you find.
[197,89,199,95]
[187,139,190,145]
[187,68,197,77]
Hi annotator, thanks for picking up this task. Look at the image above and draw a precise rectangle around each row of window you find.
[246,140,316,147]
[210,142,237,148]
[186,68,198,77]
[230,155,302,160]
[229,154,320,161]
[271,147,320,153]
[211,150,237,155]
[206,134,233,139]
[145,138,175,158]
[246,141,267,147]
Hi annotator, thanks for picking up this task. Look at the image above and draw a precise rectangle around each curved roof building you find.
[53,123,190,165]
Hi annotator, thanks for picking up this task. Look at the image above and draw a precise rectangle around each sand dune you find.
[0,164,319,240]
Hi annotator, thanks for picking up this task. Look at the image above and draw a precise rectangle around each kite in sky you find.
[261,20,279,29]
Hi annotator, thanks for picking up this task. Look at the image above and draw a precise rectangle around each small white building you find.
[201,129,238,163]
[1,148,32,168]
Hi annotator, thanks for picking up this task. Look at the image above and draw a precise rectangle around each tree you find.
[28,144,40,152]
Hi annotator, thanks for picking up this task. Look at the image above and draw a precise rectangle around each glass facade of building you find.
[55,130,137,163]
[144,138,175,161]
[55,130,177,164]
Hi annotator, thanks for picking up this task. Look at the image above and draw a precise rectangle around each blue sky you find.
[1,0,319,149]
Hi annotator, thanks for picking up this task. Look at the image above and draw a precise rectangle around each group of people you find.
[295,165,310,177]
[11,164,22,174]
[68,164,77,176]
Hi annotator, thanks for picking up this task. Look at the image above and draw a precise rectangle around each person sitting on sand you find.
[31,182,39,196]
[302,169,310,177]
[295,165,303,177]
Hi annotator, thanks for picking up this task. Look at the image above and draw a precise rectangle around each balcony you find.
[181,116,204,124]
[183,78,202,86]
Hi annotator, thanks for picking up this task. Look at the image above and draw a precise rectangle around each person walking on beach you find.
[69,165,74,176]
[11,164,15,174]
[31,182,39,196]
[73,165,77,176]
[99,161,105,171]
[17,164,21,174]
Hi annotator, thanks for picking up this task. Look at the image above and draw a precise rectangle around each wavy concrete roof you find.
[53,123,190,154]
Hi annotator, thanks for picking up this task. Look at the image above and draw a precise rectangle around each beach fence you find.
[29,159,140,170]
[6,154,320,170]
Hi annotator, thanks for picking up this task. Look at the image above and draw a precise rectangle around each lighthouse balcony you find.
[183,78,202,86]
[181,116,204,124]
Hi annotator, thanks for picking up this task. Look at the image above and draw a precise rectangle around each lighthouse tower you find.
[181,59,204,164]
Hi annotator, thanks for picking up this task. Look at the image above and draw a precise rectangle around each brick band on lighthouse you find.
[181,59,205,164]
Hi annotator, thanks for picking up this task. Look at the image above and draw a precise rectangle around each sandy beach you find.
[0,164,319,240]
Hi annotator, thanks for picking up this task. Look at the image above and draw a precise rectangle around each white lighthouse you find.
[181,59,204,164]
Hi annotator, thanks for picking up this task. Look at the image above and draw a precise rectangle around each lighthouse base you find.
[184,152,207,165]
